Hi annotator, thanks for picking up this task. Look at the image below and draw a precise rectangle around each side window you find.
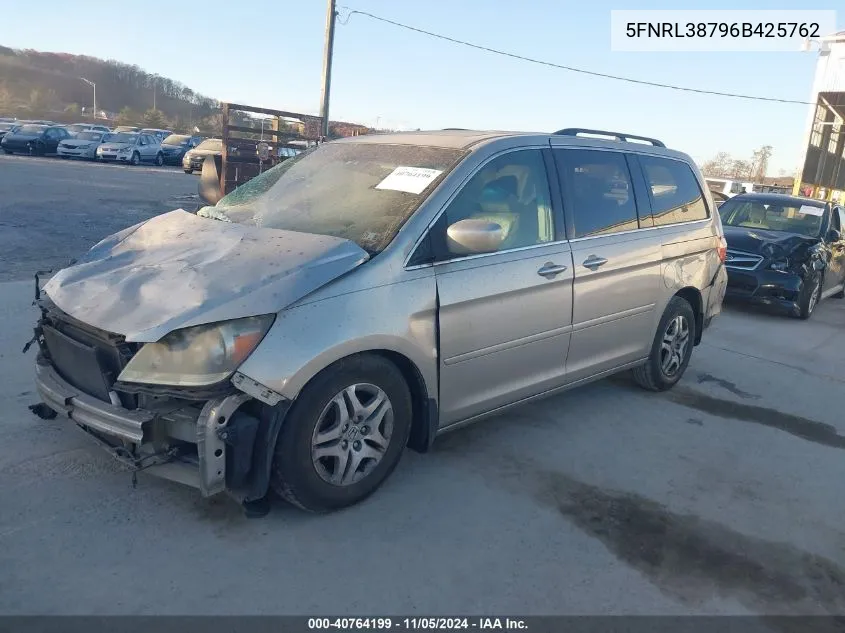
[45,129,57,140]
[553,149,637,238]
[434,149,554,260]
[831,207,842,232]
[639,156,709,227]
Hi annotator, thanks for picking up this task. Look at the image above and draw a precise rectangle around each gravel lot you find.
[1,157,844,617]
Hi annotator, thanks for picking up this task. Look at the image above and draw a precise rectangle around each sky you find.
[2,0,842,174]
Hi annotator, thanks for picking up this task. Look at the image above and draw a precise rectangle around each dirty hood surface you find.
[43,210,370,342]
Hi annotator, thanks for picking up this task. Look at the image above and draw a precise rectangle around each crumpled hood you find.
[723,226,819,257]
[43,210,370,342]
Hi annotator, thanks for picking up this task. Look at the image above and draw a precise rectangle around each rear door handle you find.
[537,262,568,279]
[582,255,608,271]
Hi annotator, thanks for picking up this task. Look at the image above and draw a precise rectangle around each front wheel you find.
[129,151,140,166]
[270,354,412,513]
[183,168,193,174]
[631,296,696,392]
[795,273,822,319]
[155,152,164,166]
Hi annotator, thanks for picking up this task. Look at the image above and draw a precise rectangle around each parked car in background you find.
[720,193,845,319]
[113,126,140,133]
[0,121,19,142]
[1,124,71,155]
[160,134,204,165]
[182,137,222,173]
[31,128,727,514]
[96,132,163,166]
[57,130,113,160]
[65,122,111,136]
[0,117,17,123]
[140,128,173,143]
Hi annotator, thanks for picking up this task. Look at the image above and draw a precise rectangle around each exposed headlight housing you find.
[118,315,275,387]
[769,259,789,271]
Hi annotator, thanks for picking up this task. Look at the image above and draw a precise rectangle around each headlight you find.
[769,259,789,271]
[118,315,274,387]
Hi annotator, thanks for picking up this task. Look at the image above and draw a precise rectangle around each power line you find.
[338,7,813,106]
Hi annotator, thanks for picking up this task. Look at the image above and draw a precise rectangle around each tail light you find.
[717,236,727,263]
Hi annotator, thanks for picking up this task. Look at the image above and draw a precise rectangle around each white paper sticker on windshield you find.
[376,166,443,195]
[798,205,824,216]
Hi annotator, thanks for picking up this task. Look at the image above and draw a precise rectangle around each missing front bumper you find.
[34,360,284,501]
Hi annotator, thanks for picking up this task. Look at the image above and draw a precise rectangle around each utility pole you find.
[319,0,337,138]
[80,77,96,120]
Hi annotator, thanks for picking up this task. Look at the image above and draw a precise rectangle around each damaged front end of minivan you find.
[26,208,370,515]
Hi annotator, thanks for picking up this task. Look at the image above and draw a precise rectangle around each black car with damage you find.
[720,193,845,319]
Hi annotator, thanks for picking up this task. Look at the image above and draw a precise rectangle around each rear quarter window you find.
[639,156,709,227]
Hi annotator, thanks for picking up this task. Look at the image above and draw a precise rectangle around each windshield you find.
[206,142,465,253]
[196,139,222,151]
[163,134,190,145]
[109,133,138,144]
[719,198,826,237]
[76,131,103,141]
[19,125,46,135]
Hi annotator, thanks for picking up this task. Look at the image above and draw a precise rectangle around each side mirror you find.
[827,229,841,243]
[198,154,224,206]
[446,219,505,255]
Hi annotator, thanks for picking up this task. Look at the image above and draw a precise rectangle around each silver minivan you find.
[31,128,728,514]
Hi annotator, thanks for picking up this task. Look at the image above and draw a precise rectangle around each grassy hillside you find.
[0,45,220,133]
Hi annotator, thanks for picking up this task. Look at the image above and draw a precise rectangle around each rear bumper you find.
[34,358,276,500]
[702,264,728,331]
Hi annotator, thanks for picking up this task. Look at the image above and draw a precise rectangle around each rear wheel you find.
[155,152,164,166]
[270,354,412,513]
[632,296,695,392]
[129,151,140,166]
[183,168,193,174]
[795,273,822,319]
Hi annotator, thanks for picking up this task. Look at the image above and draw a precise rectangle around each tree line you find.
[699,145,778,181]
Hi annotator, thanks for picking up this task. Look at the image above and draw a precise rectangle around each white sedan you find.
[57,130,112,160]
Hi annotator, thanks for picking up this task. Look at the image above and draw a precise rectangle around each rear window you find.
[639,156,709,226]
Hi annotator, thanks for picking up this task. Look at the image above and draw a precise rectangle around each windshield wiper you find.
[196,206,232,223]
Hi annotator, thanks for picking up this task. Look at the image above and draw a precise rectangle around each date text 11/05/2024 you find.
[625,22,821,38]
[307,618,528,630]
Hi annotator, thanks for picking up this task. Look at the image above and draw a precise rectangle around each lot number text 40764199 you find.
[307,618,528,630]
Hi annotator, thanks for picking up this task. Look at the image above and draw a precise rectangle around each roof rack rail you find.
[553,128,665,148]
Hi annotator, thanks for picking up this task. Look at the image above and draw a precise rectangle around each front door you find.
[433,148,574,425]
[823,206,845,296]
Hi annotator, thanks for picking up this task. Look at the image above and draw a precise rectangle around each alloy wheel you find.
[311,383,394,486]
[660,315,690,377]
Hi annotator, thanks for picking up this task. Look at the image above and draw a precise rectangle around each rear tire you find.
[155,152,164,166]
[632,296,696,392]
[270,354,412,513]
[183,168,193,174]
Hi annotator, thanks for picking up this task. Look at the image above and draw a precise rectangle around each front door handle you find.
[582,255,608,271]
[537,262,568,279]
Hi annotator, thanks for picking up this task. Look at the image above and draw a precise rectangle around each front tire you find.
[183,168,193,174]
[3,149,12,154]
[795,273,822,320]
[270,354,412,513]
[129,151,140,166]
[632,296,696,392]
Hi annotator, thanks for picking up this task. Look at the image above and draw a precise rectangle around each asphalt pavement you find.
[1,157,844,618]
